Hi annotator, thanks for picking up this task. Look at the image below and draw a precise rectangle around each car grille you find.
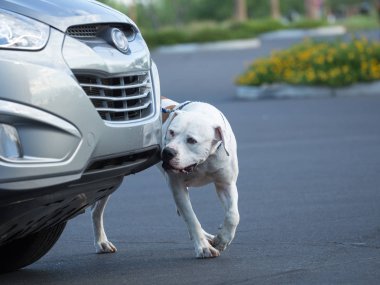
[66,24,136,41]
[67,25,98,38]
[75,72,154,123]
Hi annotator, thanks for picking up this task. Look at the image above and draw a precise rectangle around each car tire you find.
[0,222,66,273]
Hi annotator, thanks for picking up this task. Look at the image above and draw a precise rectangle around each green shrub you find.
[140,15,376,49]
[236,38,380,87]
[142,28,189,47]
[229,19,285,37]
[141,19,288,48]
[188,26,235,42]
[336,14,380,30]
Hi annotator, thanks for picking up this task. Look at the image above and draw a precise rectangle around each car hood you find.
[0,0,133,32]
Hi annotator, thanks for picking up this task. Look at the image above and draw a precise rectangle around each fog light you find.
[0,124,22,160]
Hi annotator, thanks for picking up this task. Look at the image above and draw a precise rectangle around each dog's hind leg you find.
[91,195,117,253]
[212,182,240,252]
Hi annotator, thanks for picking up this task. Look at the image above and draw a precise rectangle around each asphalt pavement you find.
[1,32,380,285]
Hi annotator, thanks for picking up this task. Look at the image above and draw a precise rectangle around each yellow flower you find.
[247,71,256,81]
[236,37,380,87]
[299,50,311,61]
[284,69,293,81]
[355,41,364,52]
[327,54,334,63]
[361,62,368,72]
[315,55,325,65]
[370,61,380,78]
[317,71,327,81]
[329,68,340,78]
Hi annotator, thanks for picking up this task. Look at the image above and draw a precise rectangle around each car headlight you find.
[0,9,49,51]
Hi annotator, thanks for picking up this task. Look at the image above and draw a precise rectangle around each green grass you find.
[336,14,380,30]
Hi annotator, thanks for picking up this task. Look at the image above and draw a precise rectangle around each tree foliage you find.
[96,0,371,29]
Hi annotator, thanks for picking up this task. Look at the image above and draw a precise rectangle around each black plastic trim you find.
[0,145,160,245]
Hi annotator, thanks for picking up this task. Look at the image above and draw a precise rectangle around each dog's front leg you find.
[91,195,117,253]
[212,182,240,252]
[169,178,220,258]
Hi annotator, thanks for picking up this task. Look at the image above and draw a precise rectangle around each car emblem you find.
[110,28,129,53]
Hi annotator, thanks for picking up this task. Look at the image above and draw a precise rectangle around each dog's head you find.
[161,110,229,174]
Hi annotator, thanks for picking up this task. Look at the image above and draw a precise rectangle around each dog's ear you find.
[166,110,183,127]
[163,110,181,143]
[214,126,230,156]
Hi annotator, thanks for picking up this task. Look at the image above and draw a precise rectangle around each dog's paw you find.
[202,230,215,243]
[211,234,231,252]
[194,239,220,258]
[95,240,117,254]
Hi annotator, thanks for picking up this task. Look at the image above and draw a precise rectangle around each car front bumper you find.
[0,25,162,244]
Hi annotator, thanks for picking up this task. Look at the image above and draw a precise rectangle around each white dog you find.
[90,98,239,259]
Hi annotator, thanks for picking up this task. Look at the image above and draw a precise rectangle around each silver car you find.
[0,0,161,272]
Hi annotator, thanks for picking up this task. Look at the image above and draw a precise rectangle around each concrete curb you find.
[260,25,346,40]
[235,81,380,100]
[155,38,261,54]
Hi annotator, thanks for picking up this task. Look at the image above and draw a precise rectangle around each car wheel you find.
[0,222,66,273]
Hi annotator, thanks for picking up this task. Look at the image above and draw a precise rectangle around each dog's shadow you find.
[0,247,236,285]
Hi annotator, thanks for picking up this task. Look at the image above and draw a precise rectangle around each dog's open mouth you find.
[162,162,197,174]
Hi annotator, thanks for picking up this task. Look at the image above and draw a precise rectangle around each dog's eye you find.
[187,137,197,144]
[169,129,175,137]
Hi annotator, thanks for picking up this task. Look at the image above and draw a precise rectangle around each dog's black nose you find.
[162,147,177,162]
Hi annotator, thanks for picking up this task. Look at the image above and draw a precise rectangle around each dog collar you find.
[176,101,192,111]
[162,101,193,123]
[162,101,192,114]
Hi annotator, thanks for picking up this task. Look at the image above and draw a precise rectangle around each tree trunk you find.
[129,0,137,22]
[234,0,247,22]
[305,0,320,19]
[270,0,280,19]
